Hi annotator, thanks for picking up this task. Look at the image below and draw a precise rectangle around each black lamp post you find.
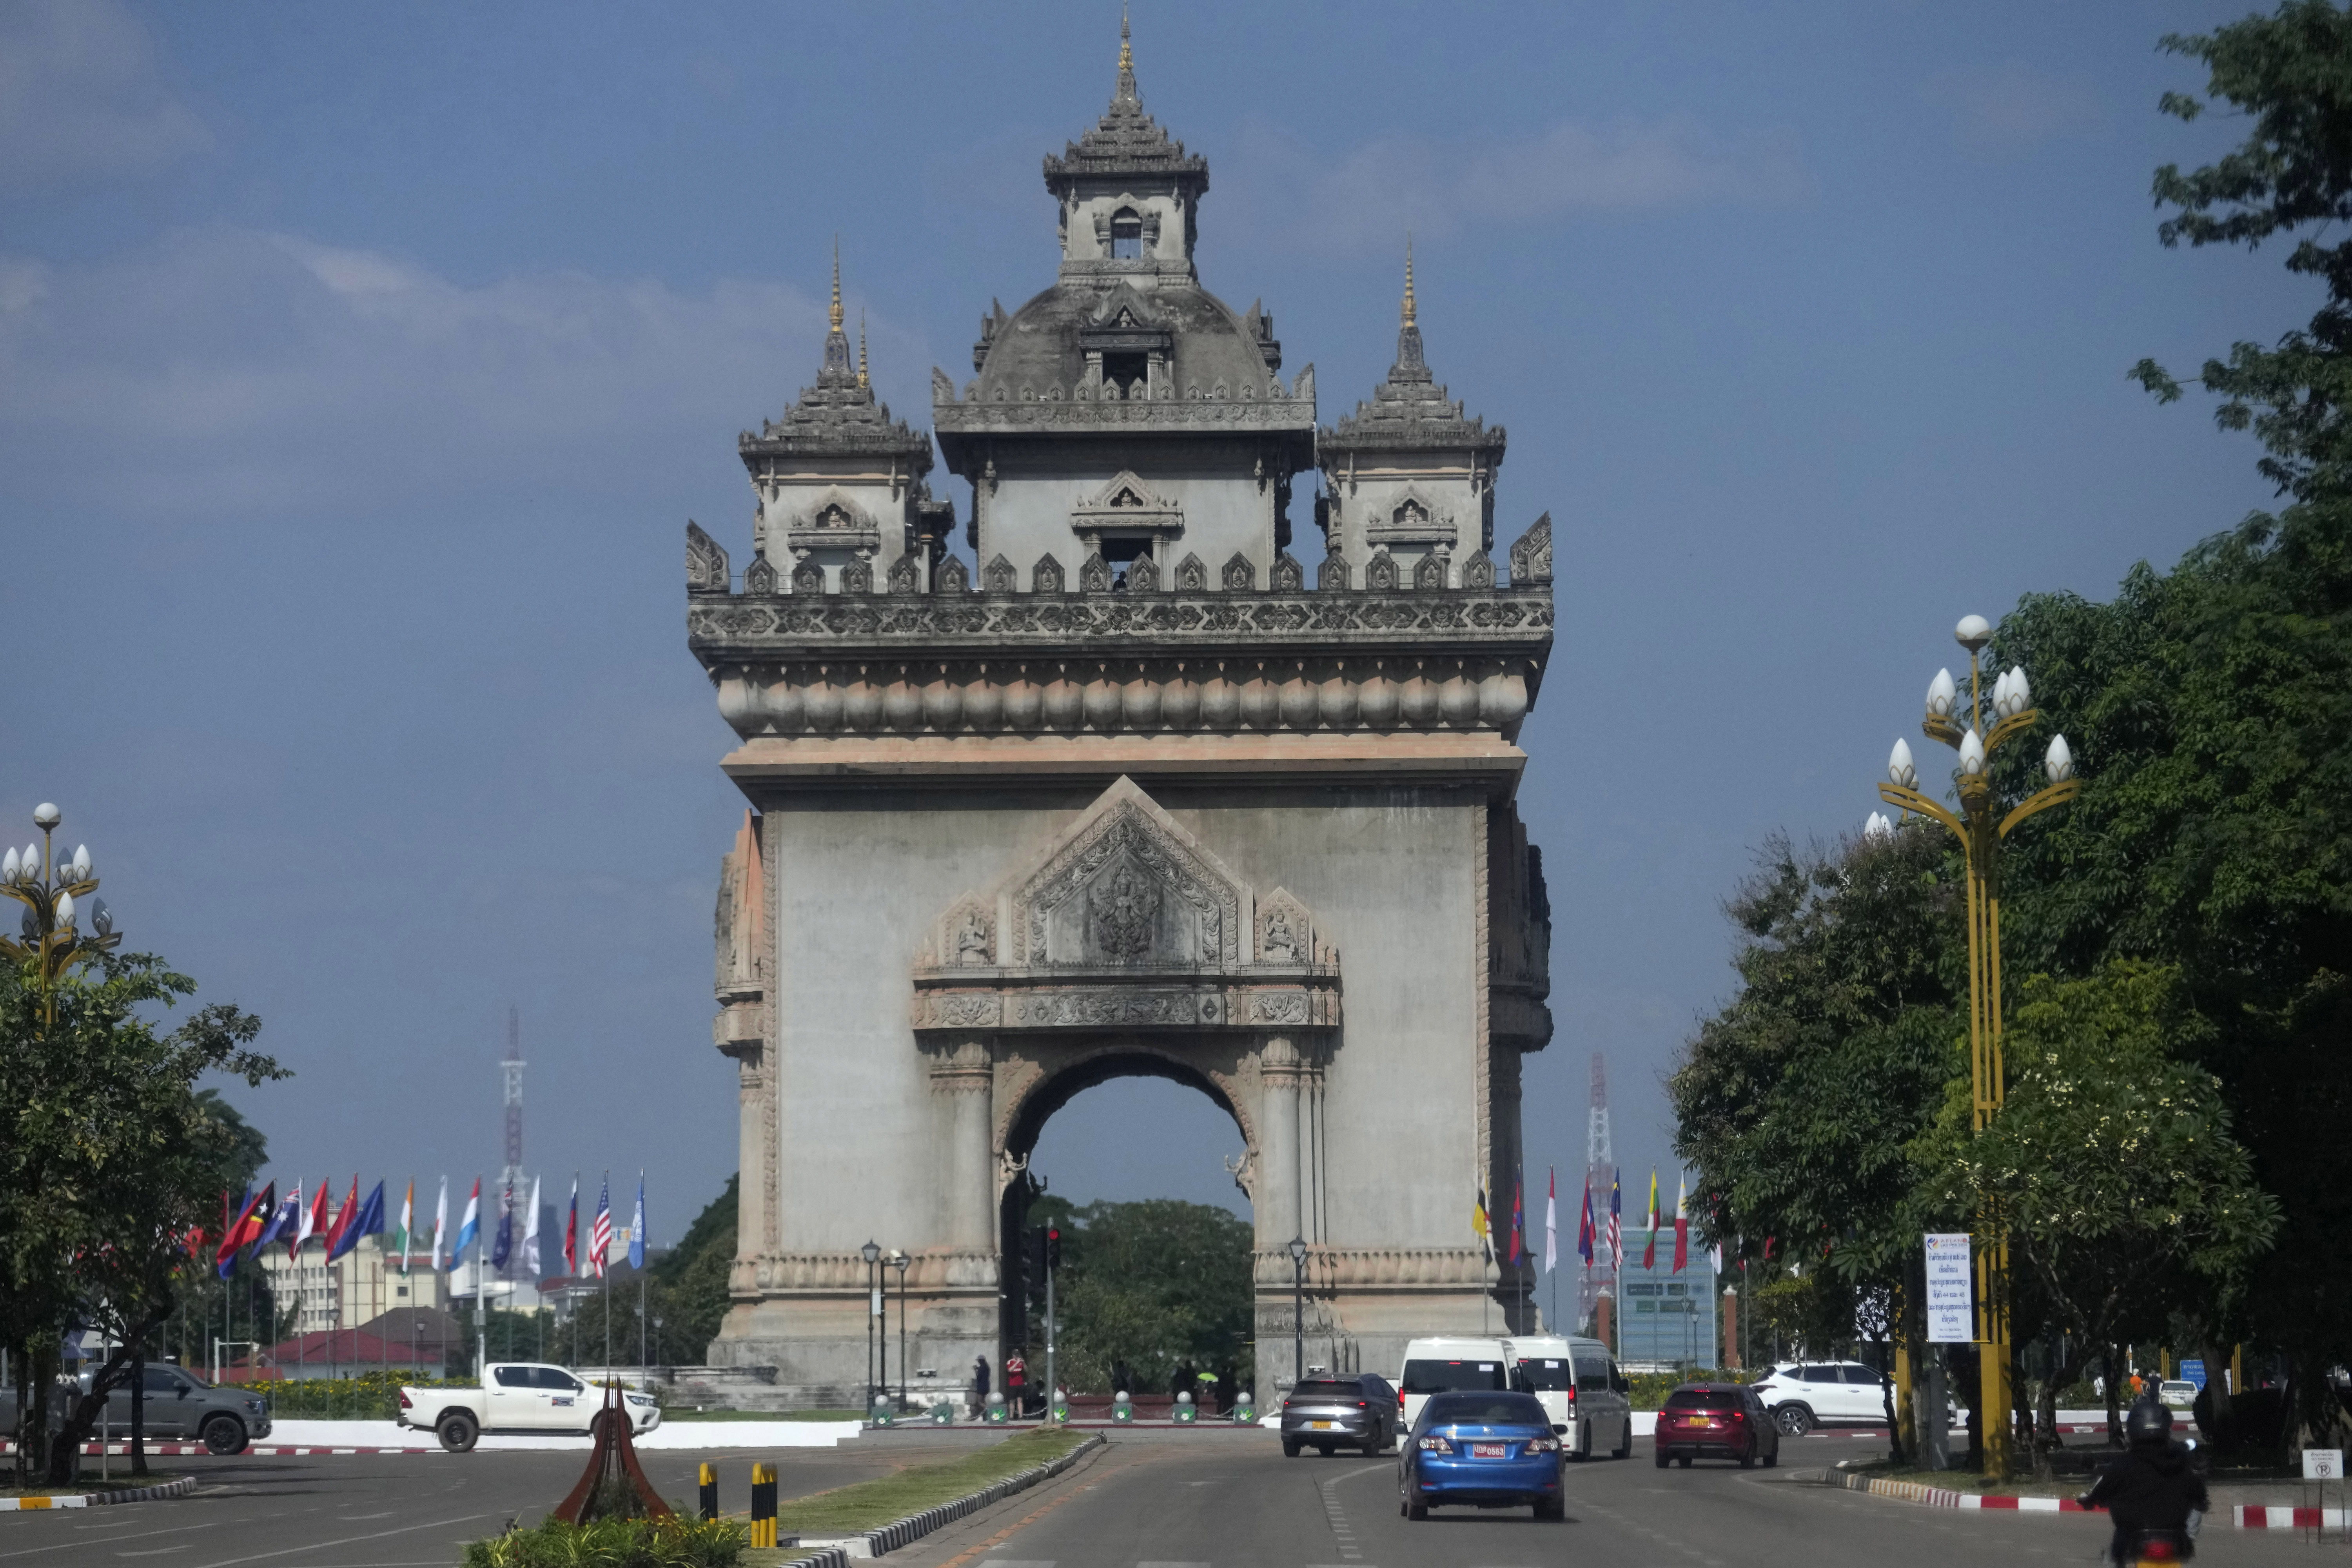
[860,1240,882,1414]
[1287,1236,1308,1387]
[891,1252,911,1412]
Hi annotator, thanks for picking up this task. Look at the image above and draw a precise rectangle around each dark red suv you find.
[1652,1382,1779,1470]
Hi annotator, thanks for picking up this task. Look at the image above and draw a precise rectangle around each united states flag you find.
[590,1176,613,1279]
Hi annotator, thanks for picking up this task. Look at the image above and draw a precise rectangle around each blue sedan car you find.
[1396,1390,1567,1521]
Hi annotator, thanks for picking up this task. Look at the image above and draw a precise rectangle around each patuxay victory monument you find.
[684,24,1555,1405]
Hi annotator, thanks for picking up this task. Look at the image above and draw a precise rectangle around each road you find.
[0,1426,2323,1567]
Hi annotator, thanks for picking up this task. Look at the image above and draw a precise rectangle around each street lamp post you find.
[891,1252,910,1412]
[860,1240,881,1416]
[1286,1236,1308,1388]
[0,803,123,1026]
[1876,613,2079,1483]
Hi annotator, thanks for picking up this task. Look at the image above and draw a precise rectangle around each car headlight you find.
[1417,1435,1454,1453]
[247,1399,267,1413]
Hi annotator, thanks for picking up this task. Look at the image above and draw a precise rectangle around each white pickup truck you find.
[397,1362,662,1452]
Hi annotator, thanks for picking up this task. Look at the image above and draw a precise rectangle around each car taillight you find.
[1356,1400,1367,1408]
[1565,1387,1577,1404]
[1418,1434,1455,1453]
[399,1392,412,1409]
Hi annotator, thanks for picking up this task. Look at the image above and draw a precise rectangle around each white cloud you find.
[0,225,895,516]
[0,0,212,187]
[1227,114,1809,250]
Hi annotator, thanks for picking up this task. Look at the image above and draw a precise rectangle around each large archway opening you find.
[999,1053,1256,1412]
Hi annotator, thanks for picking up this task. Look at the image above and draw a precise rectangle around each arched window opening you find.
[1110,208,1144,261]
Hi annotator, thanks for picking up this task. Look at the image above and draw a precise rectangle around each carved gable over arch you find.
[1008,776,1245,967]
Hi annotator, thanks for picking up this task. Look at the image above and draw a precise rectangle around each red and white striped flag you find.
[590,1174,613,1279]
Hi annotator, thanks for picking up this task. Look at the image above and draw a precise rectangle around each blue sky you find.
[0,1,2301,1249]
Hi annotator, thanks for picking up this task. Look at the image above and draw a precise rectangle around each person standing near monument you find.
[971,1353,992,1417]
[1005,1348,1028,1416]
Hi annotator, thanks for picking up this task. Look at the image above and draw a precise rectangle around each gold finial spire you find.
[1402,235,1417,327]
[857,311,869,389]
[1119,5,1132,73]
[829,237,843,332]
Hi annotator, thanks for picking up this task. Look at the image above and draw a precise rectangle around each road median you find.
[760,1426,1102,1564]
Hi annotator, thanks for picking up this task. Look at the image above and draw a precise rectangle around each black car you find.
[1281,1372,1399,1456]
[1652,1382,1778,1469]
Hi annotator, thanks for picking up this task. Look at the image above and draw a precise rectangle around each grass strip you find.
[769,1427,1091,1537]
[662,1409,865,1423]
[1838,1459,2085,1498]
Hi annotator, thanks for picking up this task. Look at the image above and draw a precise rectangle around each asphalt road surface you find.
[0,1427,2324,1568]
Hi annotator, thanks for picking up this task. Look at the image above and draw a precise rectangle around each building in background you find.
[1615,1249,1720,1370]
[259,1234,446,1337]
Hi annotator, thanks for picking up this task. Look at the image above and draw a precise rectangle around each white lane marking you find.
[111,1552,187,1559]
[978,1561,1056,1567]
[1136,1562,1210,1566]
[183,1512,497,1568]
[334,1512,395,1521]
[0,1521,227,1560]
[1318,1464,1388,1563]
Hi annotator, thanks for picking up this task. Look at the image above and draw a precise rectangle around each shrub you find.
[460,1515,744,1568]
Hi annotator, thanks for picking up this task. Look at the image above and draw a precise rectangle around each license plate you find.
[1691,1417,1715,1427]
[1311,1421,1333,1430]
[1472,1442,1506,1458]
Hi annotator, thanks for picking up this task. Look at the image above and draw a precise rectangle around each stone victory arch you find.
[684,30,1556,1404]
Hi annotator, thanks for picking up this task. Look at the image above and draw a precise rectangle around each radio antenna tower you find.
[1578,1052,1613,1329]
[499,1007,525,1276]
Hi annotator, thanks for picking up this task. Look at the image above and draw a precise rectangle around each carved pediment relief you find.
[1256,888,1314,965]
[782,488,883,555]
[1366,483,1459,548]
[1010,779,1245,968]
[1071,470,1185,540]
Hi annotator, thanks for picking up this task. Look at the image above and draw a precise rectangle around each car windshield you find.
[1421,1393,1549,1428]
[1664,1389,1737,1411]
[1514,1358,1573,1391]
[1401,1359,1506,1395]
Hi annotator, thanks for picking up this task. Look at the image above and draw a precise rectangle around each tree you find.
[1022,1197,1254,1397]
[1920,964,2279,1450]
[0,954,281,1483]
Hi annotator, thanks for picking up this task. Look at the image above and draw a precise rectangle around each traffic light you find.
[1046,1225,1062,1273]
[1030,1225,1049,1290]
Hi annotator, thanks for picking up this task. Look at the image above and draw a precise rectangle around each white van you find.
[1396,1336,1511,1433]
[1505,1334,1633,1460]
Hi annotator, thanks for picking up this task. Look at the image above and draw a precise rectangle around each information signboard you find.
[2304,1448,2342,1482]
[2180,1358,2207,1390]
[1924,1232,1974,1343]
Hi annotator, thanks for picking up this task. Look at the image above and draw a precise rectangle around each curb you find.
[0,1474,200,1510]
[5,1442,436,1457]
[797,1432,1106,1561]
[1821,1469,2325,1530]
[2238,1506,2351,1528]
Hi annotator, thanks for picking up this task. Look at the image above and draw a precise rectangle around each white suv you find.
[1748,1361,1893,1436]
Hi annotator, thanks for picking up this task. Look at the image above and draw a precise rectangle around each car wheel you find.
[1772,1403,1814,1438]
[436,1412,479,1454]
[1361,1435,1381,1457]
[1572,1419,1590,1463]
[1612,1417,1632,1460]
[1407,1498,1429,1521]
[1318,1445,1336,1457]
[1654,1447,1670,1469]
[1282,1437,1300,1457]
[199,1415,246,1455]
[1764,1447,1778,1469]
[1536,1495,1565,1521]
[1678,1455,1693,1468]
[1740,1448,1755,1469]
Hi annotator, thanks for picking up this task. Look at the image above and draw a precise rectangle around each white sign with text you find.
[1924,1232,1974,1343]
[2305,1448,2343,1482]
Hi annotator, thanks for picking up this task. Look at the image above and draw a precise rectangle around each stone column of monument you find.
[685,20,1554,1408]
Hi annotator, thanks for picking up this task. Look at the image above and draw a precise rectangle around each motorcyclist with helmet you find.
[2079,1397,2209,1563]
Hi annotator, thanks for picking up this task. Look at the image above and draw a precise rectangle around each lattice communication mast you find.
[499,1006,525,1275]
[1578,1052,1614,1329]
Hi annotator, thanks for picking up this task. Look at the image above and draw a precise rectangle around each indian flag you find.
[393,1181,414,1275]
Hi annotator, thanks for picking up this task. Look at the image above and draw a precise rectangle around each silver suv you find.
[84,1365,272,1454]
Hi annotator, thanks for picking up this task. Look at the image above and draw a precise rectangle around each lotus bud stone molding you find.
[1926,668,1956,719]
[1958,728,1987,778]
[1,849,16,882]
[1888,738,1918,789]
[2046,734,2074,784]
[1955,614,1991,651]
[54,889,74,925]
[70,845,89,880]
[21,844,38,877]
[1864,811,1894,840]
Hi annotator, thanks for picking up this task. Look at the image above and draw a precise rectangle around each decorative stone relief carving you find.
[1367,485,1459,548]
[1014,793,1242,968]
[1069,470,1185,542]
[1365,548,1399,590]
[984,554,1019,592]
[1256,887,1314,964]
[841,558,874,594]
[936,555,971,593]
[886,554,921,594]
[1414,552,1448,590]
[939,893,995,966]
[1222,552,1256,592]
[1269,552,1304,592]
[1124,554,1160,593]
[1508,512,1553,587]
[1174,552,1209,592]
[790,559,824,593]
[687,521,730,592]
[743,551,779,595]
[1033,553,1065,594]
[1459,548,1495,590]
[1319,550,1350,592]
[1078,551,1114,593]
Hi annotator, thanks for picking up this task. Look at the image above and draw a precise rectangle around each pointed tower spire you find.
[1115,4,1138,103]
[857,311,869,390]
[819,238,853,383]
[1394,235,1426,376]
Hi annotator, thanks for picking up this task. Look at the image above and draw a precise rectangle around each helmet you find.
[2125,1397,2174,1446]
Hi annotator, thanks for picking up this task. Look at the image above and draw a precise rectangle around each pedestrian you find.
[1214,1363,1235,1414]
[1112,1358,1135,1398]
[972,1353,991,1418]
[1006,1348,1028,1417]
[1170,1360,1194,1403]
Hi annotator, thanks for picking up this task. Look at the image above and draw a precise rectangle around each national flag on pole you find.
[1641,1169,1661,1269]
[1607,1171,1622,1265]
[1543,1169,1558,1275]
[394,1182,414,1275]
[590,1174,613,1278]
[216,1186,265,1278]
[522,1175,542,1278]
[320,1175,360,1261]
[300,1179,328,1258]
[254,1184,298,1252]
[431,1177,449,1271]
[491,1188,514,1272]
[1710,1239,1723,1276]
[1672,1176,1689,1273]
[629,1173,647,1271]
[453,1178,481,1261]
[1507,1181,1524,1266]
[1470,1185,1491,1261]
[1577,1176,1595,1265]
[339,1180,386,1260]
[564,1175,579,1276]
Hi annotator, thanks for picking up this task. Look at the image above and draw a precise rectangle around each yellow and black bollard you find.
[698,1462,717,1523]
[749,1462,777,1548]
